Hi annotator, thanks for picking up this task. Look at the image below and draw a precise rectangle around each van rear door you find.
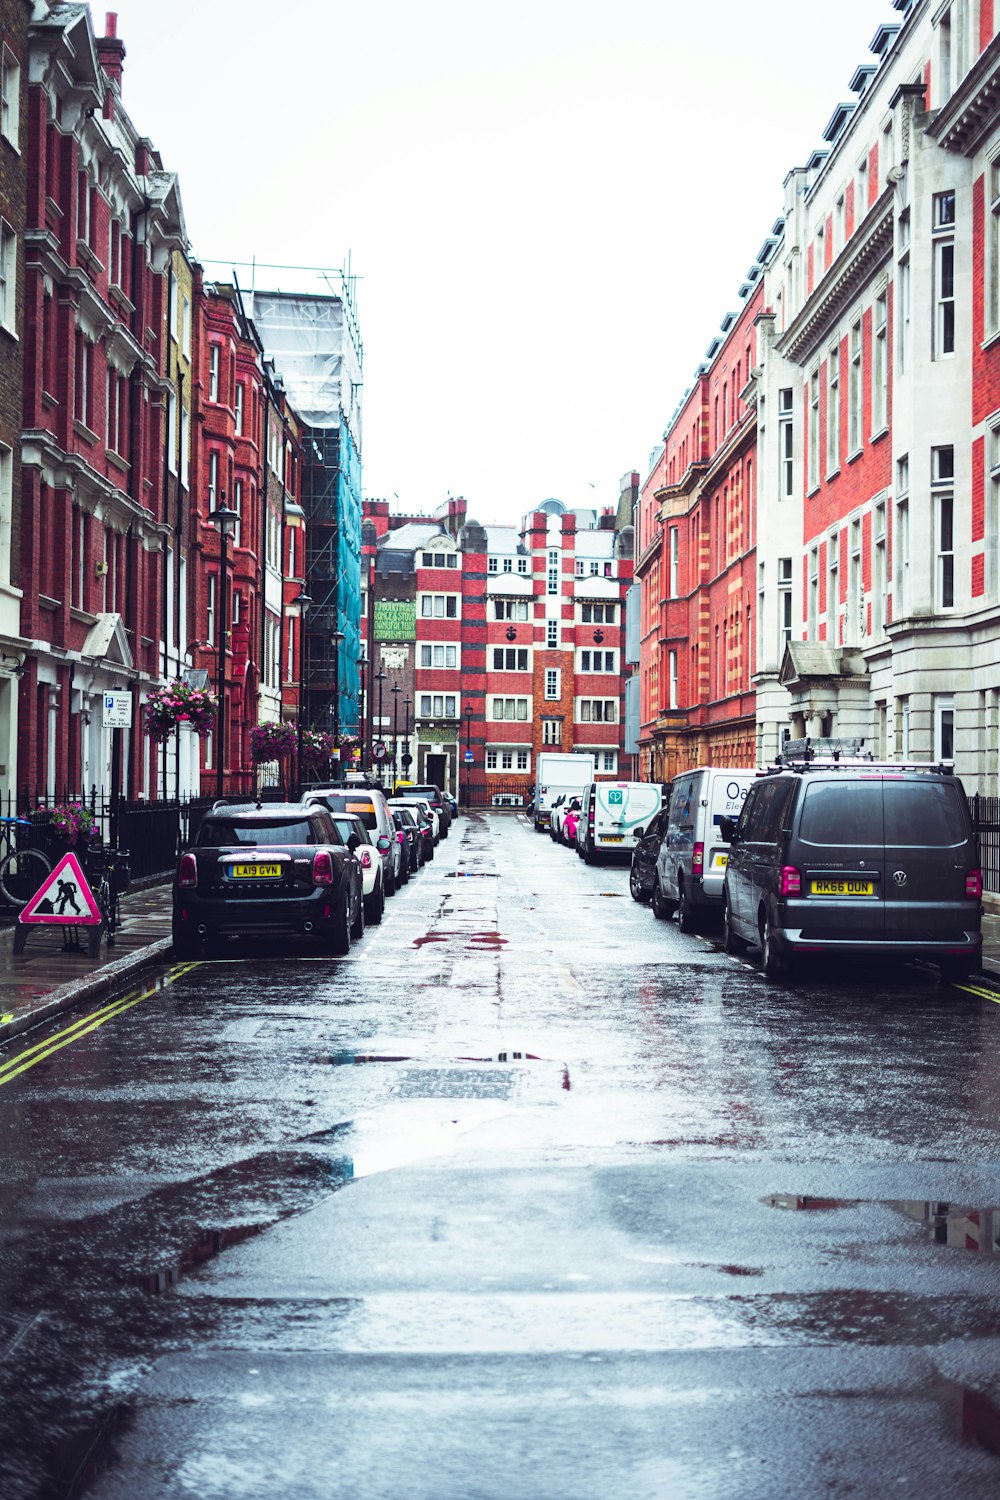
[706,773,753,894]
[881,778,976,941]
[794,779,886,939]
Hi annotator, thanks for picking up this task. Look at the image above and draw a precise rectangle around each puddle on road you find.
[765,1194,1000,1253]
[412,930,508,950]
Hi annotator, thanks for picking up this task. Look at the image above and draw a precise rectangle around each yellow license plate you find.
[602,835,624,843]
[228,863,281,879]
[712,853,729,869]
[810,878,875,897]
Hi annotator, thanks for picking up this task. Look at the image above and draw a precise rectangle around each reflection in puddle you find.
[765,1194,1000,1253]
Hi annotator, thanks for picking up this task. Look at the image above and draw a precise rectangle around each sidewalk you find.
[0,887,998,1048]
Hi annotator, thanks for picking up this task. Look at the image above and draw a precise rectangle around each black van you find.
[719,761,983,980]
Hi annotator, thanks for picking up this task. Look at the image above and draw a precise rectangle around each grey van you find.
[719,762,983,980]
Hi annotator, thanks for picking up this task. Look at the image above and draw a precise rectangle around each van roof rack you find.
[767,747,955,777]
[776,736,870,764]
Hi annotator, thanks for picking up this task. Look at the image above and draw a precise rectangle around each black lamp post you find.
[403,694,411,778]
[292,588,312,795]
[464,703,473,809]
[375,668,386,783]
[208,496,239,800]
[391,681,401,787]
[330,627,345,782]
[357,651,369,769]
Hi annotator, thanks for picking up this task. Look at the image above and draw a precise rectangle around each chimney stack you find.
[96,12,126,92]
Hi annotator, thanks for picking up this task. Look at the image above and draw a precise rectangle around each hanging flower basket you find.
[144,680,218,743]
[30,801,100,848]
[249,721,298,764]
[301,729,336,769]
[338,733,361,763]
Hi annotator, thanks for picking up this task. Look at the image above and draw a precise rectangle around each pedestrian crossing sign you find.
[18,852,102,926]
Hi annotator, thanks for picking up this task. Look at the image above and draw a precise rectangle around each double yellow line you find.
[0,961,200,1088]
[954,979,1000,1005]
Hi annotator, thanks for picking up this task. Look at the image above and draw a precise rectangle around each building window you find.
[848,319,863,454]
[808,370,820,489]
[600,750,618,773]
[872,292,888,434]
[418,694,457,717]
[490,696,529,721]
[517,557,528,574]
[580,603,616,624]
[934,193,956,358]
[546,619,559,647]
[856,155,868,218]
[420,593,459,618]
[488,557,498,573]
[874,502,887,636]
[579,650,616,672]
[492,647,529,671]
[990,159,1000,337]
[826,343,840,474]
[895,482,910,621]
[542,719,562,745]
[209,345,221,402]
[808,544,819,639]
[827,533,840,643]
[989,426,1000,598]
[898,209,911,372]
[208,450,219,509]
[847,517,863,643]
[668,527,679,597]
[232,479,243,548]
[779,388,794,498]
[181,296,191,359]
[0,222,15,332]
[778,556,793,649]
[577,699,617,723]
[934,695,955,761]
[486,750,498,770]
[207,573,217,648]
[544,668,559,700]
[1,47,19,149]
[495,599,528,622]
[234,383,244,435]
[547,549,560,595]
[0,443,10,589]
[420,643,458,668]
[668,650,678,709]
[934,457,955,612]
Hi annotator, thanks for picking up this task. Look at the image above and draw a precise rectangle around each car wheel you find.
[629,865,648,903]
[399,858,409,886]
[385,865,396,897]
[677,878,697,934]
[760,912,786,979]
[722,894,745,954]
[651,882,676,921]
[327,892,351,955]
[350,885,365,940]
[364,877,384,925]
[583,840,595,865]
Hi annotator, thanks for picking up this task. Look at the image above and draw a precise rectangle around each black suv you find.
[719,760,983,981]
[172,803,363,958]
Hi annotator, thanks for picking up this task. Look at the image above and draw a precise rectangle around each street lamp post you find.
[330,627,345,782]
[208,496,239,801]
[357,652,369,769]
[391,682,401,788]
[375,668,386,785]
[403,695,411,779]
[292,589,312,796]
[464,703,473,809]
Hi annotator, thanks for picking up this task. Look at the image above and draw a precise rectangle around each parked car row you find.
[627,751,984,982]
[547,781,665,864]
[171,779,455,959]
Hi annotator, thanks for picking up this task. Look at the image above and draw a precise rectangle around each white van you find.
[653,767,756,929]
[575,781,663,863]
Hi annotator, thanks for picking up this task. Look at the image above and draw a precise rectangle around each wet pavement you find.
[1,812,1000,1497]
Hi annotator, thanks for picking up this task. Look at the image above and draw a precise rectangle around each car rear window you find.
[798,782,883,846]
[883,781,969,847]
[323,794,378,831]
[333,817,371,845]
[198,818,317,847]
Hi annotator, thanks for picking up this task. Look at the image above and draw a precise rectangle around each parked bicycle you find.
[83,845,130,955]
[0,817,52,908]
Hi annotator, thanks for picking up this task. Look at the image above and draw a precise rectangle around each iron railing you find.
[970,795,1000,896]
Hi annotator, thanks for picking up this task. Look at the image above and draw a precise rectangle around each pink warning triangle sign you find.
[19,851,102,925]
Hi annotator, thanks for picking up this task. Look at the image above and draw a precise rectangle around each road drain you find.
[766,1194,1000,1253]
[445,871,498,878]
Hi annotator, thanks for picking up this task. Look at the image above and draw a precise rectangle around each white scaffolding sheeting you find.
[248,292,362,443]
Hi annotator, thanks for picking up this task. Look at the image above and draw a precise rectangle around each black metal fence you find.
[971,795,1000,895]
[465,777,531,810]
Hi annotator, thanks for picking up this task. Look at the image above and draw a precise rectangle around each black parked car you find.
[392,806,423,874]
[629,807,668,903]
[172,803,363,959]
[719,759,983,981]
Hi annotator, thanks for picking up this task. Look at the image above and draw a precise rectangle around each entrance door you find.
[426,752,448,795]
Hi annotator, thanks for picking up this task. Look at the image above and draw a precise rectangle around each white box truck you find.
[534,752,595,831]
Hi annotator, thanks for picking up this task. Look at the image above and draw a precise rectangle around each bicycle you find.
[83,846,129,956]
[0,817,52,908]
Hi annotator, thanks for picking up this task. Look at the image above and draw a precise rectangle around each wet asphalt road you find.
[2,810,1000,1498]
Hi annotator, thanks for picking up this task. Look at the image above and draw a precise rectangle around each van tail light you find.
[358,848,373,869]
[312,850,334,886]
[692,841,704,876]
[178,852,197,888]
[779,866,802,897]
[965,868,983,900]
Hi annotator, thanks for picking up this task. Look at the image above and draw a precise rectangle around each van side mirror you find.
[719,816,737,844]
[634,825,644,840]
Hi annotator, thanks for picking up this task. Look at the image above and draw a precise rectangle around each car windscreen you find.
[198,818,317,847]
[333,817,372,845]
[798,782,884,846]
[391,806,418,825]
[884,780,969,846]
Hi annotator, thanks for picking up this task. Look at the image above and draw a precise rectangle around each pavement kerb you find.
[0,936,174,1045]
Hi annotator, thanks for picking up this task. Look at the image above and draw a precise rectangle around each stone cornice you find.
[775,187,894,365]
[926,33,1000,156]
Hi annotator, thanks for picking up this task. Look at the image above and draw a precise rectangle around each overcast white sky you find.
[109,0,891,524]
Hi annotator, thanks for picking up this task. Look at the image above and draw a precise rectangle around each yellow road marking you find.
[954,981,1000,1004]
[0,962,200,1087]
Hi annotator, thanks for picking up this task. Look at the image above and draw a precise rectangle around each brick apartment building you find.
[362,496,634,802]
[640,0,1000,793]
